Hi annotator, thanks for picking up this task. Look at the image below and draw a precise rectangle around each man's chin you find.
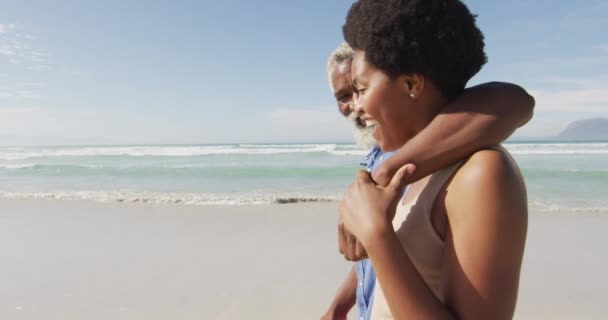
[357,141,379,150]
[353,128,379,150]
[347,114,378,149]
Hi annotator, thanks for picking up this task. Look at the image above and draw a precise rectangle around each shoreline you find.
[0,191,343,206]
[2,194,606,215]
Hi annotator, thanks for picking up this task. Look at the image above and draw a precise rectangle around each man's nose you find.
[346,100,355,115]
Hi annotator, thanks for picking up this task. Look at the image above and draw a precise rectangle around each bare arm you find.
[339,150,527,319]
[321,266,357,320]
[439,150,527,319]
[372,82,534,186]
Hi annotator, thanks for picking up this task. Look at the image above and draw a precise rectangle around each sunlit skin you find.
[337,50,528,319]
[350,57,445,151]
[322,54,534,320]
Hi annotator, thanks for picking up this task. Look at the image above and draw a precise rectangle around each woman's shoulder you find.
[453,145,522,189]
[441,145,527,221]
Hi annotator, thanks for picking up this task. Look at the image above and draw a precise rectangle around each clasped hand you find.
[338,164,416,261]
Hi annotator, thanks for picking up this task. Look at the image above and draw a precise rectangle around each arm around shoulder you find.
[372,82,534,187]
[474,82,535,127]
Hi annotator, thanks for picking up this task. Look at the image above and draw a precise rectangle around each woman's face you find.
[350,50,416,152]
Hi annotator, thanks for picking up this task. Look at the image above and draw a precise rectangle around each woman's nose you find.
[352,93,364,116]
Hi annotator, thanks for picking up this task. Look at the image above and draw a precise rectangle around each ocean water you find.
[0,142,606,212]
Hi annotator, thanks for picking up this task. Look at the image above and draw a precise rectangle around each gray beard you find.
[347,113,378,149]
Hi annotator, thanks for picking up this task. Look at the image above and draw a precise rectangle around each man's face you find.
[329,59,377,148]
[330,60,355,118]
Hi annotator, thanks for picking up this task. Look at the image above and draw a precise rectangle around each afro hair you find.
[343,0,487,99]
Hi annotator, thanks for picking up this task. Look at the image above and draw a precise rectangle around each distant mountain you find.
[556,118,608,141]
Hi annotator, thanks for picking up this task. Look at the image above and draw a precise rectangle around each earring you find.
[410,93,415,98]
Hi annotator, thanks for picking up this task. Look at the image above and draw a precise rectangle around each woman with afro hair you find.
[337,0,528,319]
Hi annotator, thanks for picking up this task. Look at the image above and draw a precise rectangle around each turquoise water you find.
[0,142,606,211]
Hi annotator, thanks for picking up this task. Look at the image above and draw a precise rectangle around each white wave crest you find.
[0,163,36,169]
[328,150,368,156]
[529,200,608,213]
[504,142,608,155]
[0,144,342,160]
[1,142,607,160]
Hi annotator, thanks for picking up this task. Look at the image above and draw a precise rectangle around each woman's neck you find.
[382,94,447,152]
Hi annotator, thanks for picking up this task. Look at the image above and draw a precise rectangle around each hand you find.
[339,164,416,247]
[371,164,394,187]
[322,267,357,320]
[338,217,367,261]
[321,305,349,320]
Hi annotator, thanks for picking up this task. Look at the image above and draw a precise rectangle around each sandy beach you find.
[1,199,606,319]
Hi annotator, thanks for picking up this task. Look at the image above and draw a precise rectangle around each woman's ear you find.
[400,74,424,99]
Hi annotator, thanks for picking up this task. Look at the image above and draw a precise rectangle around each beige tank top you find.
[370,161,462,319]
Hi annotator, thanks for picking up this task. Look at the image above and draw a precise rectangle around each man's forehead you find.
[330,60,354,95]
[337,59,352,74]
[331,64,352,84]
[331,59,352,77]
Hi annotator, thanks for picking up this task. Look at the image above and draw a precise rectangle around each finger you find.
[347,232,357,261]
[388,163,416,194]
[337,219,347,255]
[370,166,391,187]
[355,170,374,185]
[355,240,368,260]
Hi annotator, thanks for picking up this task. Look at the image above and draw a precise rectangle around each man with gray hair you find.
[326,43,376,149]
[321,43,535,320]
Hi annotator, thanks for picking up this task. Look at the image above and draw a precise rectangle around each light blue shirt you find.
[355,146,397,320]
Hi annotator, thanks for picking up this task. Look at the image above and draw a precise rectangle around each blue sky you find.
[1,0,606,145]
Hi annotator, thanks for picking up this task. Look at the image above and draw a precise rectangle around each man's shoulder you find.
[360,146,382,170]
